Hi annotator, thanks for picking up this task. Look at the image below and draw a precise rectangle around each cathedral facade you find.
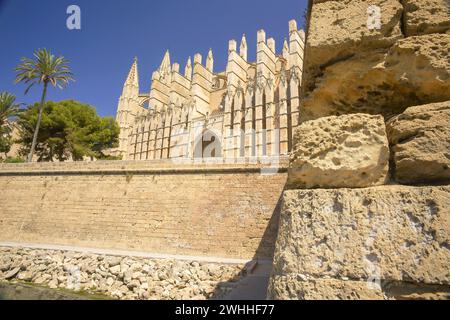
[114,19,305,160]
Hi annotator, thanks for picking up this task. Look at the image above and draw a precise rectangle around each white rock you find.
[106,277,114,286]
[3,267,20,279]
[109,265,121,275]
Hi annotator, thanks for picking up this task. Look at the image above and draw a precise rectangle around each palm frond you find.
[0,92,21,126]
[24,83,35,95]
[15,48,75,94]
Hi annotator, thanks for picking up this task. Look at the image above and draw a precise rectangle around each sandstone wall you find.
[288,114,389,189]
[0,159,287,260]
[302,0,450,121]
[267,0,450,300]
[387,101,450,184]
[268,186,450,300]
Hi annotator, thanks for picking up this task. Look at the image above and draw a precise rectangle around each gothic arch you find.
[138,96,150,109]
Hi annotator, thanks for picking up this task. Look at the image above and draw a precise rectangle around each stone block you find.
[270,186,450,292]
[306,0,403,73]
[302,34,450,120]
[268,274,450,300]
[387,101,450,184]
[268,275,385,300]
[288,113,389,188]
[403,0,450,36]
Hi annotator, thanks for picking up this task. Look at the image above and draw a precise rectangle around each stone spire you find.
[206,48,214,72]
[117,57,140,157]
[240,34,247,61]
[185,57,192,80]
[122,57,139,96]
[159,50,171,74]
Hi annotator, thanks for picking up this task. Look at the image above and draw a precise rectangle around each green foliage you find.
[0,92,20,125]
[15,48,74,94]
[98,154,123,161]
[15,48,74,162]
[17,100,119,161]
[0,130,13,156]
[0,92,21,157]
[2,156,26,163]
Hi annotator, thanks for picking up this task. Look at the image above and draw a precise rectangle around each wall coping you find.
[0,156,289,175]
[0,242,275,265]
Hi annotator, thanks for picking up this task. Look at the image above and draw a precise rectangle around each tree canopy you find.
[16,100,119,161]
[15,48,74,162]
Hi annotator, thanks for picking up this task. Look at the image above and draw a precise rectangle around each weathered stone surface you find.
[268,275,385,300]
[109,265,121,276]
[403,0,450,36]
[268,275,450,300]
[387,101,450,184]
[288,114,389,188]
[268,185,450,299]
[302,34,450,120]
[307,0,403,71]
[381,281,450,299]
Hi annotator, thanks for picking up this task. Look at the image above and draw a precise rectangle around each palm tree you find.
[15,48,74,162]
[0,92,21,158]
[0,92,20,128]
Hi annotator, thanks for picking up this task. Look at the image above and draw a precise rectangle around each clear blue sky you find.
[0,0,308,117]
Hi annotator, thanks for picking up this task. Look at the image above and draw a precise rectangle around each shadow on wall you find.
[210,195,283,300]
[252,196,282,260]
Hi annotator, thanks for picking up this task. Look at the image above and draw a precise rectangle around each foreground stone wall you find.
[267,0,450,300]
[387,101,450,184]
[302,0,450,121]
[0,246,245,300]
[268,186,450,300]
[0,159,287,260]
